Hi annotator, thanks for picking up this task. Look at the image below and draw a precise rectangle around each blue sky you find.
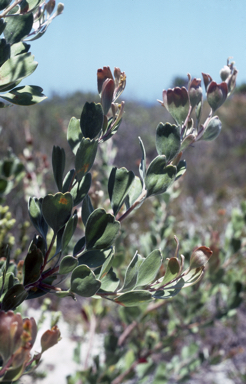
[26,0,246,103]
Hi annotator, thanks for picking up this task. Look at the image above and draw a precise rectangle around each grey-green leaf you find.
[52,146,66,192]
[146,156,177,197]
[71,265,101,297]
[67,117,83,155]
[85,208,120,250]
[59,255,78,275]
[115,290,152,307]
[135,249,162,288]
[75,138,98,181]
[108,167,135,215]
[156,122,181,161]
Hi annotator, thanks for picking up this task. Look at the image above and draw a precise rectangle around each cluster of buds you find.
[0,311,60,383]
[158,59,238,145]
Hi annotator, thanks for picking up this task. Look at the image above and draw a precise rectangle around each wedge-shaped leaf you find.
[23,244,43,285]
[62,169,75,192]
[0,38,10,67]
[125,176,143,210]
[207,81,228,111]
[71,265,101,297]
[61,211,78,250]
[156,122,181,161]
[2,284,28,311]
[160,87,189,125]
[163,267,205,294]
[0,85,46,105]
[4,13,33,44]
[73,236,85,257]
[10,41,30,57]
[82,194,94,226]
[135,250,162,288]
[42,192,73,234]
[85,208,120,249]
[115,290,152,307]
[153,257,180,290]
[59,255,78,275]
[120,252,144,292]
[146,156,177,197]
[152,286,182,299]
[52,146,65,191]
[67,117,83,155]
[99,267,120,292]
[78,248,112,269]
[98,248,114,279]
[138,137,146,186]
[0,272,15,297]
[80,102,104,139]
[75,137,98,181]
[28,197,48,240]
[0,52,37,88]
[71,173,91,206]
[202,116,222,141]
[108,167,135,215]
[175,159,186,181]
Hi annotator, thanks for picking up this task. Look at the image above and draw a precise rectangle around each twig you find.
[0,0,22,18]
[118,190,147,222]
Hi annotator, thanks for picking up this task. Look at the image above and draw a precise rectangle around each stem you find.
[181,104,193,138]
[0,0,22,18]
[41,232,56,273]
[118,190,147,222]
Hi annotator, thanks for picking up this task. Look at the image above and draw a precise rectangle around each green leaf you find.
[99,267,120,292]
[10,41,30,57]
[62,169,75,192]
[124,176,143,210]
[138,137,146,186]
[0,272,15,296]
[0,85,47,105]
[67,117,83,155]
[98,248,114,279]
[78,248,112,269]
[146,156,177,197]
[71,265,101,297]
[108,167,135,215]
[23,244,43,285]
[0,52,37,89]
[202,116,222,141]
[71,173,91,206]
[61,211,78,250]
[85,208,120,250]
[0,19,6,35]
[82,194,94,226]
[4,13,33,44]
[156,122,181,161]
[135,249,162,288]
[2,284,28,310]
[75,137,98,181]
[42,192,73,234]
[73,236,85,257]
[154,257,180,289]
[52,146,66,192]
[175,159,186,181]
[80,102,104,139]
[59,255,78,274]
[28,197,48,240]
[120,251,144,292]
[0,0,11,11]
[0,38,10,67]
[115,290,152,307]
